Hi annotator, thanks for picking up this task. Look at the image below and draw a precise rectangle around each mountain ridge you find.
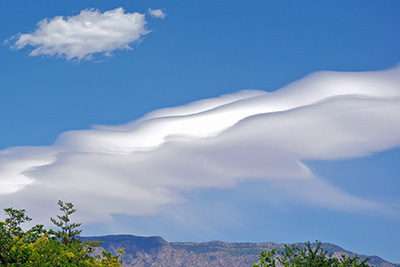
[82,234,399,267]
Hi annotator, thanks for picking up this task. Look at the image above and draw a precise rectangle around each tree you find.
[253,241,372,267]
[0,201,124,266]
[0,207,46,266]
[49,200,82,245]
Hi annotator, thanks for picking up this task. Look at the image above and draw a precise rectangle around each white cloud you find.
[9,8,150,61]
[1,66,400,225]
[148,8,166,19]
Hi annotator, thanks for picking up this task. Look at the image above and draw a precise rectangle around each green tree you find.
[0,201,124,266]
[49,200,82,245]
[0,207,46,266]
[253,241,371,267]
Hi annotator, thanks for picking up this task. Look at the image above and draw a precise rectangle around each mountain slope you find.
[83,235,399,267]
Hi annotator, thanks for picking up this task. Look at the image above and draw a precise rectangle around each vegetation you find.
[0,200,124,266]
[0,201,377,267]
[253,241,371,267]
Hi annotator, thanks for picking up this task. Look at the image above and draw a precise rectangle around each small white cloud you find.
[8,7,150,61]
[148,8,166,19]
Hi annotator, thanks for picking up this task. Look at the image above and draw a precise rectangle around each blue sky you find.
[1,0,400,263]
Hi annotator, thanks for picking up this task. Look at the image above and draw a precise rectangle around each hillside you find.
[83,235,399,267]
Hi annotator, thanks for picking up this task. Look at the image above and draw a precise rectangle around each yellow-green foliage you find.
[0,202,124,267]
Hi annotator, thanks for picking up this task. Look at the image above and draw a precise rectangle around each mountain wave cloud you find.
[1,65,400,224]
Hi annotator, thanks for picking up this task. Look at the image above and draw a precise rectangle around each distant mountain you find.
[82,235,399,267]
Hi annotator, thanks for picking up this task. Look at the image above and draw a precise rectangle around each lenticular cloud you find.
[9,8,149,60]
[1,66,400,224]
